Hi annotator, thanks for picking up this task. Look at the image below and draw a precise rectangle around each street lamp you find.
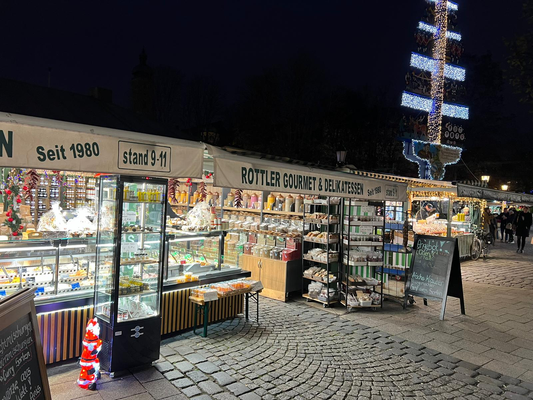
[501,184,509,191]
[481,175,490,188]
[336,150,347,167]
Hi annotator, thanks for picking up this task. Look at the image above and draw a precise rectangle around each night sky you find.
[1,0,528,117]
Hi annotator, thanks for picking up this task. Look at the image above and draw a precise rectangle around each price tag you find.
[35,287,44,294]
[122,242,138,252]
[71,282,80,290]
[0,290,6,296]
[123,211,137,223]
[359,226,374,235]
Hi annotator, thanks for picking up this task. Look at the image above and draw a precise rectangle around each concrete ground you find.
[48,239,533,399]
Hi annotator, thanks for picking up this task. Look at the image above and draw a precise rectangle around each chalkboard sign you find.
[0,289,51,400]
[405,235,465,320]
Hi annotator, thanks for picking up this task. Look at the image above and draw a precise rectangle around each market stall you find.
[0,112,253,366]
[206,145,408,309]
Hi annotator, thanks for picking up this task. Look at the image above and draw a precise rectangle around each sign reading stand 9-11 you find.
[404,235,465,320]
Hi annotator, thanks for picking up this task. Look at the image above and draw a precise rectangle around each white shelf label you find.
[122,242,138,252]
[123,211,137,223]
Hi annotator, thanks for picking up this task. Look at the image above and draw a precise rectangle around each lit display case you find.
[163,231,245,287]
[94,175,167,373]
[0,238,97,300]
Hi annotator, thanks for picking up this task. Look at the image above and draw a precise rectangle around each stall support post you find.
[446,200,452,238]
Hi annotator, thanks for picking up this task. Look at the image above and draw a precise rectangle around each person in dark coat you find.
[515,206,532,253]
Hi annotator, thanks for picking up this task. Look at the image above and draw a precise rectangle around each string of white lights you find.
[410,53,465,81]
[427,0,448,143]
[401,92,469,120]
[417,22,462,41]
[428,0,458,11]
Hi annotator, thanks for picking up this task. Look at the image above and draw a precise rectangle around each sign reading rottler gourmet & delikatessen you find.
[211,147,407,201]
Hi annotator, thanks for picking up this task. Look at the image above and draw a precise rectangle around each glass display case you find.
[163,231,244,287]
[0,238,97,301]
[94,175,167,373]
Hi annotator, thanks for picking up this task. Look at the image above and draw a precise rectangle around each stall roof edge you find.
[0,111,204,149]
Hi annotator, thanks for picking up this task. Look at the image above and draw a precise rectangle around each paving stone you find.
[191,395,214,400]
[476,374,505,387]
[174,361,195,373]
[478,382,503,395]
[160,347,176,357]
[504,392,530,400]
[154,361,174,373]
[501,376,522,386]
[455,366,478,377]
[457,360,481,370]
[197,361,221,374]
[213,394,240,400]
[185,353,208,364]
[142,378,182,399]
[435,367,454,376]
[172,377,194,389]
[421,361,439,370]
[478,368,503,379]
[227,382,252,396]
[199,380,224,395]
[163,370,184,381]
[181,385,203,397]
[506,385,530,396]
[131,366,164,383]
[451,373,478,386]
[187,370,209,383]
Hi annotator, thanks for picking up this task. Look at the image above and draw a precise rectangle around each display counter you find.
[0,237,97,301]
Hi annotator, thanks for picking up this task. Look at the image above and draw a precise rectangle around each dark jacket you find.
[515,211,532,237]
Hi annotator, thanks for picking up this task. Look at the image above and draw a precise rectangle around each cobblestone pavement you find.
[460,241,533,288]
[47,240,533,399]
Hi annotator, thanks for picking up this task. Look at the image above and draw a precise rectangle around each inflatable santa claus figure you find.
[77,317,102,390]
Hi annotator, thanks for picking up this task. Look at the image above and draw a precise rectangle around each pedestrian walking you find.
[483,207,496,244]
[498,208,507,242]
[506,208,517,244]
[515,206,532,253]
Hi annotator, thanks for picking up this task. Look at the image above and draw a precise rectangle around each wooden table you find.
[189,288,262,337]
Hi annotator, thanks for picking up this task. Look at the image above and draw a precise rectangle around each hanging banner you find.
[0,115,204,178]
[210,147,407,201]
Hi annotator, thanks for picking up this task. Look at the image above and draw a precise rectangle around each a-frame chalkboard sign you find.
[404,235,465,320]
[0,288,52,400]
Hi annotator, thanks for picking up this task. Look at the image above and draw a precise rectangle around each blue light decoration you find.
[418,22,462,41]
[410,53,465,81]
[401,92,469,119]
[403,140,462,180]
[400,0,467,180]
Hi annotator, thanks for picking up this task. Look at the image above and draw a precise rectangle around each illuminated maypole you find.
[400,0,468,180]
[428,0,447,143]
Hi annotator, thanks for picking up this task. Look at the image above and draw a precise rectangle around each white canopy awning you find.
[0,112,204,178]
[207,145,408,202]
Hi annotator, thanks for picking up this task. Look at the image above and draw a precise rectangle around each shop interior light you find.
[63,244,87,249]
[1,246,56,252]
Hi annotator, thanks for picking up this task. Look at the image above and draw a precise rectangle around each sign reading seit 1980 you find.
[0,124,203,178]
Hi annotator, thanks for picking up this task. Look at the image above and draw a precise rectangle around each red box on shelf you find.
[248,233,257,244]
[286,237,301,252]
[282,248,301,261]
